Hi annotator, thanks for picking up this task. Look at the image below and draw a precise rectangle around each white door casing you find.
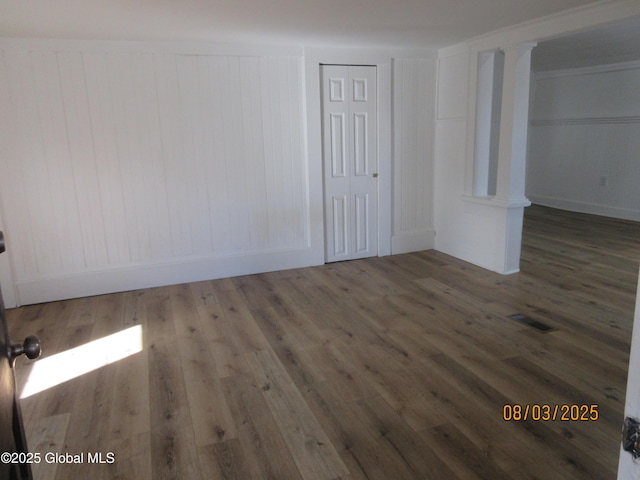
[618,266,640,479]
[0,208,17,308]
[322,65,378,262]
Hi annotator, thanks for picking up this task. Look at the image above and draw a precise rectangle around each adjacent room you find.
[1,0,639,479]
[527,16,640,222]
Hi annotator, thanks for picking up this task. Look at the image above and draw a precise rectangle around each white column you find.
[495,42,536,205]
[496,42,535,273]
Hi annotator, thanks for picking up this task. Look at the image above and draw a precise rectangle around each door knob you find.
[10,335,42,362]
[623,417,640,459]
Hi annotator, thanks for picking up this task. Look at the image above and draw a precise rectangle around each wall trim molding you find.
[467,0,640,52]
[530,115,640,127]
[13,246,317,307]
[462,194,531,209]
[534,59,640,80]
[528,195,640,223]
[391,229,435,255]
[0,37,304,57]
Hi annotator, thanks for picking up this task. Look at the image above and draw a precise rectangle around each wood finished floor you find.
[7,205,640,480]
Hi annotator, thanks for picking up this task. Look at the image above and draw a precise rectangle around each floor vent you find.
[508,313,555,333]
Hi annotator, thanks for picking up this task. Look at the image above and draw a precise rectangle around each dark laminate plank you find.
[7,205,636,479]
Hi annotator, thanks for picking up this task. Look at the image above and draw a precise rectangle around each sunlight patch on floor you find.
[20,324,143,398]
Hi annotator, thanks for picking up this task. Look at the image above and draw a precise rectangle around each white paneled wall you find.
[391,58,436,253]
[433,47,516,273]
[0,46,309,305]
[527,62,640,221]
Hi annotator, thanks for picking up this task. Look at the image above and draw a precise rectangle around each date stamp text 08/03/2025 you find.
[503,404,599,422]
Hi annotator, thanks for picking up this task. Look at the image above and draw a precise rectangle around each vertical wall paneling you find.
[0,45,310,306]
[285,57,306,248]
[210,55,234,252]
[176,54,209,256]
[156,53,194,257]
[391,58,436,254]
[226,56,249,251]
[0,51,38,278]
[81,53,119,265]
[258,57,276,249]
[433,49,497,269]
[527,62,640,221]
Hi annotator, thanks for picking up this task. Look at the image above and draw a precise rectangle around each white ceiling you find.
[532,15,640,71]
[0,0,603,49]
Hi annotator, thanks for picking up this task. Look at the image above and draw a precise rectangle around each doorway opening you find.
[523,17,640,477]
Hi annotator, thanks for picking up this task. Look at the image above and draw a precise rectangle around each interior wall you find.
[303,47,437,265]
[433,46,514,272]
[527,61,640,221]
[433,1,640,274]
[0,208,16,308]
[392,58,436,253]
[0,41,437,307]
[0,42,313,305]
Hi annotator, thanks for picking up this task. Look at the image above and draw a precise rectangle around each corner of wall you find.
[391,230,435,255]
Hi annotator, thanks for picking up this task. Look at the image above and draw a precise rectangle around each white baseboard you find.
[14,246,317,306]
[13,230,441,306]
[391,229,436,255]
[527,195,640,222]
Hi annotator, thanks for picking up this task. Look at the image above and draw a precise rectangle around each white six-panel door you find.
[322,65,378,262]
